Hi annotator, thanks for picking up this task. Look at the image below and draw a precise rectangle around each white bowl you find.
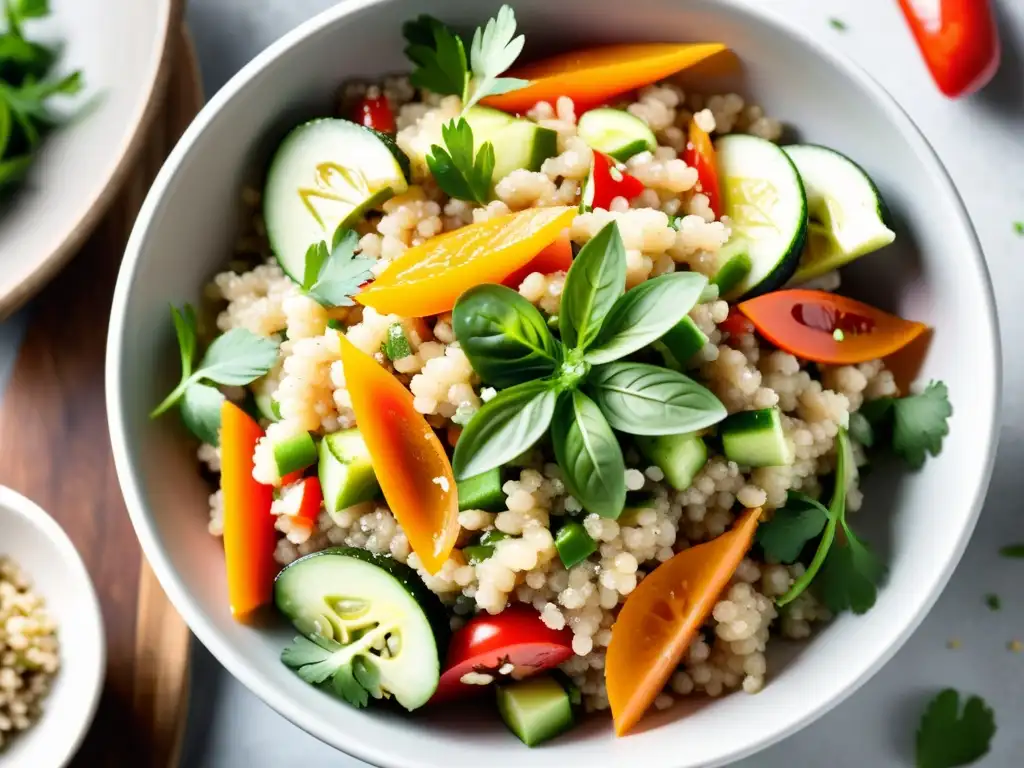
[0,0,177,316]
[0,486,105,767]
[105,0,1001,765]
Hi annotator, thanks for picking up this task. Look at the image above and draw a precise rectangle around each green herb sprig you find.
[301,228,375,308]
[150,304,279,445]
[855,381,952,469]
[451,221,725,520]
[916,689,996,768]
[281,634,383,710]
[426,117,494,205]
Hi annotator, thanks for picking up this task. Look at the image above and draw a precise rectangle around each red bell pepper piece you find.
[898,0,1000,98]
[682,120,721,219]
[354,93,396,133]
[586,151,645,211]
[280,476,323,527]
[502,231,574,288]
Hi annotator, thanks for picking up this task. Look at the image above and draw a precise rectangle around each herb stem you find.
[149,375,195,418]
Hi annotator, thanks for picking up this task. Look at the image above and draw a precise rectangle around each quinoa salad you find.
[151,6,952,745]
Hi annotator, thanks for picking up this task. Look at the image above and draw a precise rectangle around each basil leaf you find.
[452,380,557,480]
[180,383,225,446]
[197,328,280,386]
[588,362,726,435]
[551,390,626,519]
[559,221,626,351]
[585,272,708,365]
[453,284,561,387]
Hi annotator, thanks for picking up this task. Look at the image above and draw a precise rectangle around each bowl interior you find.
[0,487,104,767]
[107,0,999,766]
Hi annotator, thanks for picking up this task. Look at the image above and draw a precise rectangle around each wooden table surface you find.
[0,26,202,768]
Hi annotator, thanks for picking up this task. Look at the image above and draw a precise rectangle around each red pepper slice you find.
[737,289,928,365]
[221,401,277,618]
[431,604,574,704]
[586,151,645,211]
[279,476,323,527]
[718,305,754,338]
[682,120,721,218]
[354,93,396,133]
[502,231,574,288]
[898,0,1000,98]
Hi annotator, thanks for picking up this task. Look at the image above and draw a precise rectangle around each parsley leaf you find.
[464,5,529,111]
[756,492,829,564]
[892,381,952,468]
[150,304,279,420]
[817,519,885,614]
[427,118,495,204]
[916,689,996,768]
[999,544,1024,558]
[402,14,468,98]
[180,383,225,446]
[847,410,874,447]
[302,229,375,308]
[281,635,372,709]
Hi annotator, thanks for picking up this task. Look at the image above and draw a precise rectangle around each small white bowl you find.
[0,486,105,767]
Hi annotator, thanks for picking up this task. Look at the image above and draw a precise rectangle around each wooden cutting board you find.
[0,25,203,768]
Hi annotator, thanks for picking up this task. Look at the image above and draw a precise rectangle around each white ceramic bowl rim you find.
[106,1,1001,765]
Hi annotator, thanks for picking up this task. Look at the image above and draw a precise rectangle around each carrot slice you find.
[357,207,576,317]
[338,334,459,574]
[482,43,727,114]
[221,401,277,618]
[738,289,928,365]
[606,508,761,736]
[502,230,573,288]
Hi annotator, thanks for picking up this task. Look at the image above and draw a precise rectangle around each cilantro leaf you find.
[817,519,885,615]
[892,381,952,469]
[281,635,371,709]
[427,118,494,204]
[303,229,375,308]
[756,492,829,564]
[464,5,529,111]
[985,593,1001,611]
[916,689,996,768]
[402,14,468,98]
[180,383,225,446]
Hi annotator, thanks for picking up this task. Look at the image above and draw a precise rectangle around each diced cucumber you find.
[782,144,896,283]
[274,547,446,711]
[721,407,793,468]
[480,530,511,547]
[496,675,575,747]
[555,522,598,569]
[457,468,506,512]
[577,107,657,162]
[273,431,318,478]
[711,251,752,297]
[318,429,380,521]
[655,316,708,370]
[382,322,411,361]
[636,433,708,491]
[264,118,410,282]
[715,134,808,299]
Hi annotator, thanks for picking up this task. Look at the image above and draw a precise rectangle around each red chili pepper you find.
[354,93,396,133]
[682,121,721,218]
[898,0,1000,98]
[587,151,645,211]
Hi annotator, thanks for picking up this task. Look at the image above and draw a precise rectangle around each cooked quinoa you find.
[195,73,900,713]
[0,557,59,751]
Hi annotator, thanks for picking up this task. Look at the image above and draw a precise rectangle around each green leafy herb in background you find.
[451,221,724,519]
[756,492,829,564]
[427,118,494,204]
[1014,221,1024,236]
[829,17,847,31]
[998,544,1024,559]
[150,304,279,444]
[301,228,375,308]
[984,593,1001,611]
[851,382,951,468]
[916,689,996,768]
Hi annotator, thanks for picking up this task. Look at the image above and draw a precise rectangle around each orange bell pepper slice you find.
[606,508,761,736]
[502,230,573,288]
[682,120,721,218]
[220,401,278,619]
[357,207,576,317]
[737,289,928,366]
[482,43,727,114]
[338,333,459,574]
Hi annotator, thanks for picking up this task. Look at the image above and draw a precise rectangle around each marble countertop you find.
[159,1,1024,765]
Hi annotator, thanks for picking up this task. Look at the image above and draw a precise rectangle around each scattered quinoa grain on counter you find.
[147,3,954,746]
[0,557,60,751]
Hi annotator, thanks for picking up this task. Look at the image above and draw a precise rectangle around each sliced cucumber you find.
[577,108,657,162]
[636,433,707,491]
[496,675,575,747]
[264,118,410,281]
[715,134,808,299]
[273,431,318,477]
[275,547,445,711]
[721,407,793,468]
[711,251,752,297]
[782,144,896,283]
[654,316,708,370]
[318,430,380,521]
[457,468,505,512]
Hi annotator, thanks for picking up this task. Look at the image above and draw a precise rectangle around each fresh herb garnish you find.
[856,382,952,469]
[0,0,83,191]
[451,221,723,519]
[150,304,279,444]
[301,228,375,308]
[998,544,1024,558]
[984,593,1001,611]
[829,17,847,31]
[1014,221,1024,236]
[382,322,412,361]
[281,634,384,709]
[427,118,495,205]
[915,689,996,768]
[756,492,830,564]
[464,5,529,112]
[402,15,469,100]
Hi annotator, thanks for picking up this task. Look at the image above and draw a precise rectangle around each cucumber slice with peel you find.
[577,107,657,161]
[318,430,380,521]
[721,407,793,467]
[264,119,410,282]
[496,675,575,747]
[273,431,317,477]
